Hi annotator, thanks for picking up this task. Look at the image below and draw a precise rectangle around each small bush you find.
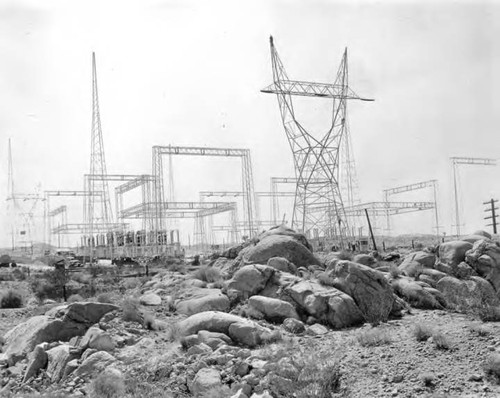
[412,323,434,342]
[67,294,84,303]
[261,330,283,345]
[356,328,392,347]
[474,305,500,322]
[97,293,114,304]
[122,297,142,323]
[470,324,490,336]
[389,265,402,279]
[143,312,156,330]
[12,267,27,280]
[91,372,126,398]
[71,272,92,284]
[1,290,23,308]
[420,372,435,387]
[194,266,222,283]
[484,353,500,383]
[432,332,451,350]
[122,278,141,290]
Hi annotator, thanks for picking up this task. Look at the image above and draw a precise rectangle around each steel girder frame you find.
[152,145,258,239]
[383,180,439,237]
[344,201,435,217]
[120,201,236,219]
[262,37,373,243]
[450,157,497,237]
[199,192,240,247]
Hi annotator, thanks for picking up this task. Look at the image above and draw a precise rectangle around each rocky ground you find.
[2,226,500,398]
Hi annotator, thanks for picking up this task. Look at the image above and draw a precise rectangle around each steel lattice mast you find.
[262,36,373,241]
[85,53,113,247]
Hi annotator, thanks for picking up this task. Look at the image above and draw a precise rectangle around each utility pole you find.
[364,209,377,252]
[484,199,499,234]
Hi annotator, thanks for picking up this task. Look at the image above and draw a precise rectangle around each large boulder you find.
[330,261,394,324]
[437,241,473,268]
[465,240,500,293]
[23,345,48,382]
[248,296,300,322]
[226,264,275,299]
[461,235,491,244]
[436,276,499,310]
[239,235,320,268]
[178,311,254,336]
[390,276,446,309]
[267,257,297,274]
[46,344,78,382]
[74,351,118,377]
[257,225,313,251]
[353,254,377,268]
[283,280,364,329]
[399,251,436,276]
[2,302,117,364]
[176,289,230,315]
[139,293,162,306]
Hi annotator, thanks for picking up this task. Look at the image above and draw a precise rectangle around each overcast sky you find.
[1,0,500,247]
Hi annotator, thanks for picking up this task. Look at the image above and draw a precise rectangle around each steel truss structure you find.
[152,145,258,238]
[262,36,373,241]
[450,157,497,237]
[383,180,439,236]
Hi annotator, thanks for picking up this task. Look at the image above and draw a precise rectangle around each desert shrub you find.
[12,267,27,280]
[122,278,142,290]
[97,292,114,304]
[356,328,392,347]
[194,266,222,283]
[413,323,434,342]
[30,277,57,302]
[260,330,283,345]
[432,332,451,350]
[337,250,353,261]
[1,290,23,308]
[91,372,126,398]
[0,273,14,281]
[470,324,490,336]
[71,271,92,284]
[143,312,156,330]
[420,372,435,386]
[472,304,500,322]
[317,272,335,287]
[484,353,500,383]
[67,294,84,303]
[264,343,343,398]
[121,297,142,323]
[389,265,402,279]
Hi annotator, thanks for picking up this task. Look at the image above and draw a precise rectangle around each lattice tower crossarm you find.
[262,37,373,241]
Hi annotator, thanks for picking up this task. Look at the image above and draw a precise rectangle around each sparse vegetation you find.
[97,292,114,303]
[1,290,23,308]
[413,323,434,342]
[484,353,500,384]
[469,324,490,336]
[420,372,435,387]
[356,328,392,347]
[90,372,126,398]
[121,297,142,323]
[432,331,451,350]
[389,264,402,279]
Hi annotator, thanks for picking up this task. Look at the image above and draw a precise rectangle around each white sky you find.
[1,0,500,246]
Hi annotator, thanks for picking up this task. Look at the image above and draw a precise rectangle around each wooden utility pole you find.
[364,209,378,251]
[484,199,499,234]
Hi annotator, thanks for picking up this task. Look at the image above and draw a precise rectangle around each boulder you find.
[267,257,297,274]
[438,241,473,267]
[331,261,395,324]
[419,268,448,283]
[177,311,254,336]
[2,316,86,364]
[176,289,230,315]
[248,296,299,322]
[399,251,436,276]
[211,257,239,276]
[46,344,78,382]
[353,254,377,268]
[257,225,313,251]
[198,331,232,346]
[239,234,320,268]
[222,242,251,260]
[139,293,162,306]
[228,322,266,348]
[190,368,222,396]
[473,230,492,239]
[465,240,500,292]
[461,235,491,244]
[74,351,117,377]
[46,302,119,325]
[436,276,499,310]
[284,280,364,329]
[390,276,445,309]
[282,318,305,334]
[23,345,48,382]
[226,264,275,299]
[307,324,329,336]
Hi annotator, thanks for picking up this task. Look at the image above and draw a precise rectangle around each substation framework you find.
[151,145,258,240]
[262,36,373,241]
[383,180,439,237]
[451,157,497,237]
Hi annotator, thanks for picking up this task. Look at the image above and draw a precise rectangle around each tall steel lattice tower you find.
[262,36,373,240]
[85,53,113,239]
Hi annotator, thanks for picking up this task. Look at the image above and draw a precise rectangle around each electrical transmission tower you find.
[262,36,373,241]
[450,157,496,238]
[84,53,113,255]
